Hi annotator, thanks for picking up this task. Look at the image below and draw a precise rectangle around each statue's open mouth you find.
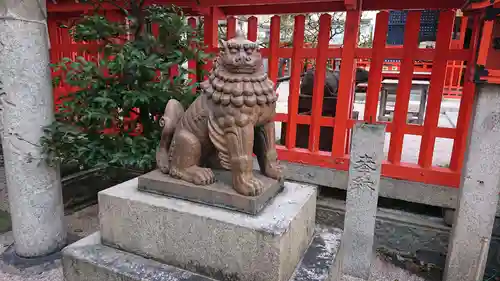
[225,65,258,74]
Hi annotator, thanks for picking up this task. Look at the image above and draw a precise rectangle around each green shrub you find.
[41,1,212,171]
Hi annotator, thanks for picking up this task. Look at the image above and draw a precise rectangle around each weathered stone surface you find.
[63,232,215,281]
[444,84,500,281]
[99,178,316,281]
[138,169,283,215]
[63,227,342,281]
[333,123,385,281]
[0,1,66,257]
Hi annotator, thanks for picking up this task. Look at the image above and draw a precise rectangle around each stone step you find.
[63,227,342,281]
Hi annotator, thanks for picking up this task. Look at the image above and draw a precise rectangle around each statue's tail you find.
[156,99,185,173]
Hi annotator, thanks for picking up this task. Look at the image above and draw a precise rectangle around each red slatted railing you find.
[48,8,480,189]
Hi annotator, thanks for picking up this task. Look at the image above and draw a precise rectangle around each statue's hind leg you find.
[168,129,215,185]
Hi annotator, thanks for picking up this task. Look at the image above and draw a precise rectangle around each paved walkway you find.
[275,82,460,167]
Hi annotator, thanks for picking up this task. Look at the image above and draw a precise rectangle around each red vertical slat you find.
[364,11,389,123]
[226,16,236,39]
[459,17,468,45]
[476,20,494,66]
[268,16,281,84]
[285,15,305,149]
[418,11,455,168]
[387,11,421,164]
[450,16,481,171]
[446,61,456,94]
[203,10,218,75]
[170,65,179,79]
[308,14,331,153]
[331,10,360,156]
[248,16,258,42]
[188,17,197,91]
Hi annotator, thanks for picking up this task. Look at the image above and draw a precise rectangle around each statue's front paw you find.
[234,172,264,196]
[189,167,216,185]
[264,163,283,181]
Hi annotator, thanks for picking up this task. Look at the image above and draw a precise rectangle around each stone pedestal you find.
[63,177,343,281]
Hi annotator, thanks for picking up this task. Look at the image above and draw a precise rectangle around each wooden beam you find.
[49,0,464,14]
[223,2,345,15]
[48,0,203,13]
[197,0,340,6]
[362,0,461,10]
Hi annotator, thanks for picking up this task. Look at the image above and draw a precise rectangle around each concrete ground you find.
[0,204,429,281]
[275,82,459,167]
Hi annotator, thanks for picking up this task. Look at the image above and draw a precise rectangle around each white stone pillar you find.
[444,84,500,281]
[0,1,66,257]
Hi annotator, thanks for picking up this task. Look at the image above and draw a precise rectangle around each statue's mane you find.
[200,54,277,108]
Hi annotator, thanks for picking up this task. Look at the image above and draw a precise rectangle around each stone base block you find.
[99,178,317,281]
[138,169,283,215]
[63,228,342,281]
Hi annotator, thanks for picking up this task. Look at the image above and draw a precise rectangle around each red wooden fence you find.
[208,10,476,188]
[48,8,479,188]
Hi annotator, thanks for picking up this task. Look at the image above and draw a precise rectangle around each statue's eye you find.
[245,48,253,55]
[229,48,238,54]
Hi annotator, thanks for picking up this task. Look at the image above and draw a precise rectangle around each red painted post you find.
[204,8,219,75]
[387,11,421,164]
[248,16,258,42]
[308,14,331,153]
[268,16,281,85]
[450,16,481,171]
[285,15,305,149]
[188,17,197,91]
[364,11,389,123]
[331,10,360,156]
[226,16,236,39]
[418,11,455,168]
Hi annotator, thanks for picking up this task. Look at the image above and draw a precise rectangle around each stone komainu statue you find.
[156,32,282,196]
